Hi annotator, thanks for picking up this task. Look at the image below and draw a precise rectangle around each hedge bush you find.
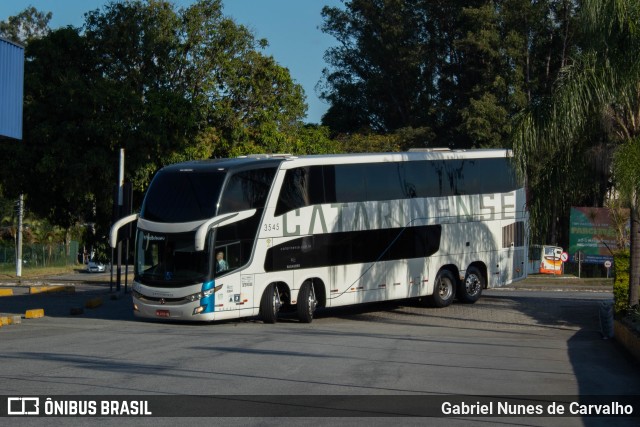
[613,250,630,315]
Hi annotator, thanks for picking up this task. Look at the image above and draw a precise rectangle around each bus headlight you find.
[185,284,222,302]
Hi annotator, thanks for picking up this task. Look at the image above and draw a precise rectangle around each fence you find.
[0,241,79,268]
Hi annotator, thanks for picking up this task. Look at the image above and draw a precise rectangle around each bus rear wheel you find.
[260,283,281,323]
[431,270,456,308]
[459,266,484,303]
[297,281,317,323]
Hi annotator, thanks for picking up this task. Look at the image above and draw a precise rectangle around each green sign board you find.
[568,207,628,264]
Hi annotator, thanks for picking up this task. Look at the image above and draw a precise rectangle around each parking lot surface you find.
[0,281,638,426]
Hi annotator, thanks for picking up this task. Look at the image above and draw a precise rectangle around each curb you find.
[84,297,103,309]
[29,285,75,294]
[25,308,45,319]
[0,314,23,328]
[501,286,613,293]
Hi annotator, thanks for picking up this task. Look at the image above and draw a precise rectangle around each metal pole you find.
[124,238,129,294]
[110,247,114,292]
[578,257,581,279]
[116,149,124,292]
[16,194,23,277]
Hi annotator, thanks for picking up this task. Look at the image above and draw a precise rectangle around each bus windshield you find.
[135,230,210,286]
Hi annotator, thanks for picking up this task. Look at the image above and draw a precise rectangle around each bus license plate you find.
[156,309,170,318]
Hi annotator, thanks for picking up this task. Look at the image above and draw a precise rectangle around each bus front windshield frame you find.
[135,230,212,287]
[135,165,277,286]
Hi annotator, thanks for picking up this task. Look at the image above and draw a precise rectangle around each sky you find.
[0,0,344,124]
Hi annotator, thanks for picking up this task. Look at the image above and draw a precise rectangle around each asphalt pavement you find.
[1,272,636,427]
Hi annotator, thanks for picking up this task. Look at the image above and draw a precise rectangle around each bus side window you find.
[275,166,324,215]
[219,168,277,214]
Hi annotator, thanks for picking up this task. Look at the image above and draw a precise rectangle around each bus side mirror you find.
[109,213,139,248]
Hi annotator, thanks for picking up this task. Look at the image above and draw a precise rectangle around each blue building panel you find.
[0,38,25,140]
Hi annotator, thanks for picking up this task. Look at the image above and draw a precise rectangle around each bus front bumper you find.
[132,296,217,321]
[131,281,220,321]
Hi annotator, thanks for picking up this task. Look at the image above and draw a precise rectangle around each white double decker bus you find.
[110,149,527,323]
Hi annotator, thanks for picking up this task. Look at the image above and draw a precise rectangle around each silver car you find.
[86,261,106,273]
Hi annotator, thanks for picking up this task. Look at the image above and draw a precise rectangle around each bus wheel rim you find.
[439,278,452,299]
[465,274,481,296]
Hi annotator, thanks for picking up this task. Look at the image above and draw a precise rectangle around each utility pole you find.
[116,149,124,292]
[16,194,23,277]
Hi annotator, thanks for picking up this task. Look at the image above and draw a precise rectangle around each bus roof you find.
[160,149,513,173]
[159,156,286,173]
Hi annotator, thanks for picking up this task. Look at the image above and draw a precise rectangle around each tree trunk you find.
[560,0,570,68]
[550,200,558,245]
[630,205,640,307]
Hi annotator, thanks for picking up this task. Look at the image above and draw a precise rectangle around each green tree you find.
[83,0,309,188]
[513,0,640,307]
[83,0,201,198]
[336,126,434,153]
[0,27,101,232]
[454,4,516,148]
[0,6,51,44]
[1,0,322,241]
[320,0,442,134]
[320,0,578,148]
[0,197,17,243]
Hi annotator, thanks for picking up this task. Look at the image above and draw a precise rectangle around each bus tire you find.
[459,266,484,303]
[297,281,317,323]
[260,283,281,324]
[431,270,456,308]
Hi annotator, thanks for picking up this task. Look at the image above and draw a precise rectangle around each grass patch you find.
[0,264,77,280]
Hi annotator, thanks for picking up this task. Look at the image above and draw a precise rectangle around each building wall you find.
[0,38,25,140]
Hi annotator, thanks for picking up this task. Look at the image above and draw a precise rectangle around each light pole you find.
[15,194,23,277]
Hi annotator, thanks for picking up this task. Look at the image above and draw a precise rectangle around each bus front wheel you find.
[431,270,456,308]
[260,283,281,324]
[297,281,317,323]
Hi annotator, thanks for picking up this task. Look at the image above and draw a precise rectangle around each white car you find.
[86,261,106,273]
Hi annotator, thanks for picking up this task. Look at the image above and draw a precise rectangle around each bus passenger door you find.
[213,241,242,317]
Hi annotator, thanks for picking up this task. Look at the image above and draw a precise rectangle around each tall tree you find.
[1,27,103,230]
[453,3,522,147]
[83,0,309,188]
[320,0,578,148]
[320,0,443,135]
[0,6,51,44]
[0,0,316,238]
[513,0,640,307]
